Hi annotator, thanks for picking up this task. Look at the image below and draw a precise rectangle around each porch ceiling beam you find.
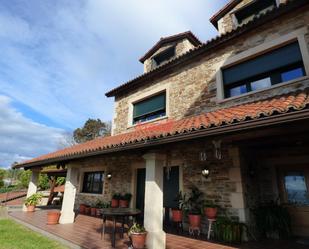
[21,109,309,169]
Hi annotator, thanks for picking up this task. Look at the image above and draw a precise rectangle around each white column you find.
[23,168,40,211]
[228,147,248,223]
[143,153,166,249]
[59,165,79,224]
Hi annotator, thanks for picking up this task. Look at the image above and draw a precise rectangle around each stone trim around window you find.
[216,27,309,101]
[127,84,170,128]
[78,166,106,196]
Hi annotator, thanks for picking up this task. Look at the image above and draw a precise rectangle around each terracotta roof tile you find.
[16,89,309,168]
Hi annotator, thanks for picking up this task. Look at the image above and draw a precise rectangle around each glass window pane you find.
[250,77,271,91]
[281,67,304,82]
[229,85,247,97]
[284,172,309,205]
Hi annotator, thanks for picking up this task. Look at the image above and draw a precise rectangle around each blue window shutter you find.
[133,93,166,119]
[223,42,303,85]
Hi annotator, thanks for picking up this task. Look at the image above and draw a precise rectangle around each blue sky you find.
[0,0,228,167]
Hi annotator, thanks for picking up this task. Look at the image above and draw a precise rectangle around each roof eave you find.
[15,108,309,169]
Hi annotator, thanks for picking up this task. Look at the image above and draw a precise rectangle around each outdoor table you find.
[101,208,141,248]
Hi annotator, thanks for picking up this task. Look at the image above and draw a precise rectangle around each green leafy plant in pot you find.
[214,216,245,244]
[253,201,291,239]
[129,223,147,249]
[204,200,219,219]
[95,200,110,216]
[24,193,43,212]
[181,186,204,228]
[172,191,184,222]
[119,193,132,208]
[111,193,121,208]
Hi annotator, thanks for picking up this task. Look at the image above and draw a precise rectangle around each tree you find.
[73,119,111,143]
[58,131,76,149]
[0,169,5,188]
[18,170,31,188]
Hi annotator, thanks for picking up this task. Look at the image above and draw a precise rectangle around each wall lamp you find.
[106,173,112,180]
[202,168,210,178]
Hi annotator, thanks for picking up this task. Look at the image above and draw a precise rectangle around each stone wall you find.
[72,139,247,227]
[143,38,196,73]
[71,152,143,209]
[112,7,309,135]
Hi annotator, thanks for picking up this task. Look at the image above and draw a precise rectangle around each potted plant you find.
[181,186,204,228]
[90,205,97,216]
[214,216,245,243]
[119,193,132,208]
[79,204,87,214]
[111,193,121,208]
[24,193,43,212]
[47,211,61,225]
[85,205,91,215]
[95,200,110,216]
[129,223,147,249]
[172,191,184,222]
[204,200,219,219]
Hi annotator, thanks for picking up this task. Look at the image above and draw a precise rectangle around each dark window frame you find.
[234,0,276,25]
[133,91,166,124]
[223,41,306,98]
[82,171,104,194]
[152,46,176,66]
[225,63,305,98]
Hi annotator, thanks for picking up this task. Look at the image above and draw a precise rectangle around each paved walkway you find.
[9,210,308,249]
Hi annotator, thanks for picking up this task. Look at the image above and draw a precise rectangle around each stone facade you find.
[112,6,309,135]
[143,38,196,73]
[74,139,246,229]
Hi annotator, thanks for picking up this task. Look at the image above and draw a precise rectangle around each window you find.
[235,0,276,26]
[133,92,166,124]
[223,41,306,98]
[284,172,309,205]
[153,46,175,66]
[82,171,104,194]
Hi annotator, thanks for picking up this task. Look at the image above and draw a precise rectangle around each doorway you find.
[135,166,180,223]
[278,166,309,237]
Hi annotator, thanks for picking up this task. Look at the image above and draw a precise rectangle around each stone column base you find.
[59,211,75,224]
[146,230,166,249]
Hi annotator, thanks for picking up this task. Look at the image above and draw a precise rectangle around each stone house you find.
[15,0,309,248]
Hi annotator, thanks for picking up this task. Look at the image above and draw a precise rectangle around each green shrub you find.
[253,202,291,239]
[38,174,49,190]
[214,216,245,244]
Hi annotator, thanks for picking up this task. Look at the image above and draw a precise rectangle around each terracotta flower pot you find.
[130,232,147,249]
[172,209,183,222]
[79,204,86,214]
[188,214,201,228]
[47,211,60,225]
[90,207,97,216]
[26,205,35,212]
[85,206,91,215]
[111,199,119,208]
[119,199,129,208]
[204,207,218,219]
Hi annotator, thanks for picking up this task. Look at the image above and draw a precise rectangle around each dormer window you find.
[235,0,276,26]
[153,46,176,67]
[133,92,166,124]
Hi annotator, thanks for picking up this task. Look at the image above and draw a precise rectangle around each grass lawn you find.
[0,219,68,249]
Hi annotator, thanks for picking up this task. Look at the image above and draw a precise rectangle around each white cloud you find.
[0,0,228,167]
[0,0,227,129]
[0,95,65,167]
